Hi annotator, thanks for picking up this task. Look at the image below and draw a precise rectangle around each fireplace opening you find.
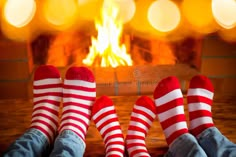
[30,31,201,97]
[31,32,201,69]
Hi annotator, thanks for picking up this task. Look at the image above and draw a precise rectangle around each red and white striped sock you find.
[126,96,157,157]
[59,67,96,145]
[153,76,188,146]
[187,75,214,137]
[92,96,125,157]
[31,65,62,143]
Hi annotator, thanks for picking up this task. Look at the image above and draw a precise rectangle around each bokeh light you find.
[0,0,236,42]
[182,0,217,34]
[212,0,236,29]
[77,0,103,21]
[43,0,77,28]
[77,0,90,5]
[129,0,154,34]
[3,0,36,28]
[147,0,181,32]
[111,0,136,24]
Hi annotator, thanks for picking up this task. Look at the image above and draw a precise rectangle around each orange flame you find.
[83,1,132,67]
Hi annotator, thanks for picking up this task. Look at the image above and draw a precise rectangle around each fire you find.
[82,1,133,67]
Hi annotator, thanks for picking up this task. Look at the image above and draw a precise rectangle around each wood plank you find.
[0,81,30,99]
[202,35,236,57]
[201,58,236,76]
[0,42,28,60]
[0,95,236,156]
[208,78,224,95]
[208,77,236,96]
[0,61,32,80]
[221,78,236,95]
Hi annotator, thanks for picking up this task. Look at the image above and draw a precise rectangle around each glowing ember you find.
[83,1,133,67]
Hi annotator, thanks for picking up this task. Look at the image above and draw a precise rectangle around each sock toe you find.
[34,65,60,80]
[92,96,113,116]
[154,76,180,99]
[135,96,156,114]
[189,75,214,92]
[65,66,95,82]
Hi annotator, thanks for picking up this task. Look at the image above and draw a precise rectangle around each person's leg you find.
[126,96,157,157]
[154,76,207,157]
[3,129,50,157]
[187,75,236,157]
[50,66,96,157]
[3,65,63,157]
[92,96,125,157]
[164,133,207,157]
[50,130,86,157]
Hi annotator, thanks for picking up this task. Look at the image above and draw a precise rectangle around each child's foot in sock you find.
[92,96,125,157]
[59,67,96,145]
[187,75,214,137]
[126,96,157,157]
[31,65,62,143]
[153,76,188,146]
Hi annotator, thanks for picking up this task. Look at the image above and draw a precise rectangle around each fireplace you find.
[1,0,236,99]
[1,30,236,99]
[29,30,201,97]
[32,32,202,67]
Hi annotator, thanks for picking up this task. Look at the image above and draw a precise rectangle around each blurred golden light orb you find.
[147,0,181,32]
[182,0,217,34]
[212,0,236,29]
[43,0,77,28]
[3,0,36,28]
[112,0,136,24]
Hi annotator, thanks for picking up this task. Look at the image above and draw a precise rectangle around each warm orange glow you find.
[218,27,236,42]
[147,0,181,32]
[47,31,88,67]
[0,0,5,10]
[212,0,236,29]
[129,0,154,34]
[3,0,36,28]
[77,0,135,24]
[182,0,217,34]
[77,0,103,21]
[83,0,132,67]
[77,0,90,5]
[43,0,77,28]
[114,0,136,24]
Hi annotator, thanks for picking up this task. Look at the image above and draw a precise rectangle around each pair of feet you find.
[31,65,214,157]
[31,65,124,156]
[31,65,96,147]
[124,74,214,157]
[88,74,214,157]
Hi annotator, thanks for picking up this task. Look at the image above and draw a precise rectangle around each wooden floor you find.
[0,94,236,156]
